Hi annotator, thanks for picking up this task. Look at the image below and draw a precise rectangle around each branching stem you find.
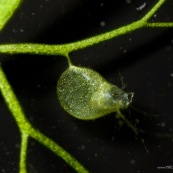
[0,0,173,172]
[0,0,172,57]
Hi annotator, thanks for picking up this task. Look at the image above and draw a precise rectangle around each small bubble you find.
[32,12,35,16]
[100,21,106,27]
[170,73,173,77]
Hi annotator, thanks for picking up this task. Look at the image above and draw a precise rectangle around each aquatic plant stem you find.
[0,0,21,30]
[19,133,28,173]
[0,65,89,173]
[0,0,172,57]
[0,0,173,172]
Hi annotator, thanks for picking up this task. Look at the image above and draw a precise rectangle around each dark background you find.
[0,0,173,172]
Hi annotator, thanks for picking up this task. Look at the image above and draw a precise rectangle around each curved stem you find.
[140,0,166,22]
[0,0,173,172]
[0,21,143,55]
[30,127,89,173]
[0,65,89,173]
[0,0,172,56]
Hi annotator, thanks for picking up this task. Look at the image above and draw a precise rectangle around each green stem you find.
[146,22,173,27]
[0,65,30,131]
[0,0,22,30]
[30,128,89,173]
[0,65,89,173]
[0,21,147,55]
[140,0,166,22]
[0,1,172,56]
[19,133,29,173]
[0,0,173,172]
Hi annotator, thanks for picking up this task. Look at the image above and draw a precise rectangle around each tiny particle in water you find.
[170,73,173,77]
[15,143,20,148]
[81,145,86,150]
[20,29,24,32]
[51,125,57,129]
[100,21,106,27]
[169,128,173,132]
[157,145,161,148]
[123,49,127,53]
[100,3,104,7]
[126,0,132,4]
[6,151,10,156]
[12,29,17,33]
[94,153,98,157]
[130,159,135,164]
[160,122,166,127]
[136,2,147,11]
[37,84,41,88]
[168,82,172,88]
[129,38,132,42]
[1,169,6,173]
